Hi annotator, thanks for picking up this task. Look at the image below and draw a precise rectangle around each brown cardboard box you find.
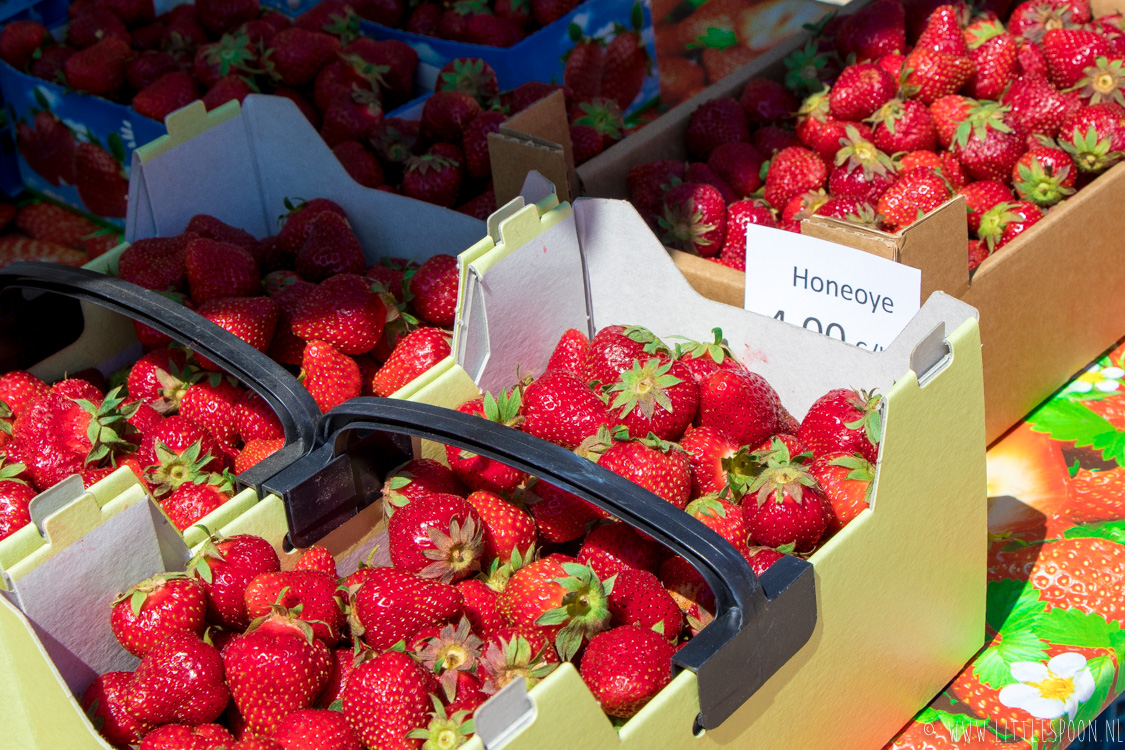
[490,0,1125,443]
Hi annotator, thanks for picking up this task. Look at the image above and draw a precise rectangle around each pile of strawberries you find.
[116,198,458,414]
[628,0,1125,273]
[0,0,420,217]
[368,0,580,47]
[0,197,122,267]
[74,322,881,749]
[0,339,286,544]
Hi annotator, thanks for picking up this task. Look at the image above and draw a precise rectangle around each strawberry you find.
[15,201,100,248]
[403,144,464,208]
[203,74,257,111]
[1074,55,1125,106]
[763,146,829,211]
[524,479,606,542]
[0,20,46,70]
[293,211,367,282]
[198,296,280,362]
[544,328,590,375]
[705,142,764,199]
[180,377,243,448]
[830,127,897,202]
[320,91,385,147]
[188,533,281,629]
[958,179,1015,234]
[388,491,484,583]
[737,438,830,552]
[82,672,151,747]
[627,160,687,226]
[342,650,435,749]
[808,452,874,533]
[1012,146,1076,205]
[456,578,505,638]
[605,568,683,641]
[133,72,198,122]
[0,463,33,541]
[372,327,451,397]
[876,166,953,231]
[696,368,782,448]
[64,36,131,96]
[224,608,332,736]
[137,723,234,750]
[965,28,1018,100]
[125,632,229,726]
[273,708,363,750]
[127,347,192,414]
[383,459,468,512]
[577,522,661,578]
[949,101,1025,182]
[679,426,738,498]
[292,545,337,578]
[579,625,674,717]
[835,0,906,61]
[409,253,459,328]
[74,141,128,218]
[460,490,534,566]
[118,235,192,292]
[597,432,692,507]
[738,77,798,124]
[976,200,1044,252]
[236,438,285,473]
[185,238,258,304]
[589,327,670,387]
[244,569,345,645]
[0,370,48,419]
[563,37,604,105]
[128,50,181,91]
[968,239,991,271]
[411,617,483,701]
[1009,0,1087,42]
[605,357,698,441]
[498,555,610,660]
[658,182,727,256]
[602,30,648,110]
[352,565,463,649]
[830,63,898,123]
[1059,102,1125,173]
[1002,73,1082,140]
[479,626,561,695]
[292,274,387,355]
[685,98,749,160]
[267,29,340,87]
[110,573,207,657]
[1042,28,1110,90]
[798,387,881,463]
[463,110,506,178]
[520,370,616,450]
[687,494,751,553]
[421,90,481,144]
[162,474,234,531]
[914,5,969,56]
[140,415,226,489]
[902,48,975,106]
[438,57,500,104]
[869,98,939,154]
[300,340,362,413]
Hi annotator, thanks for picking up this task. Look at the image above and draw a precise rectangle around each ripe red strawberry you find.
[597,434,692,507]
[0,370,49,419]
[966,28,1018,100]
[437,56,500,105]
[388,491,484,583]
[627,160,687,226]
[136,723,234,750]
[930,96,975,151]
[236,390,284,442]
[421,90,482,144]
[577,522,661,578]
[461,109,506,179]
[293,211,366,282]
[738,439,830,552]
[688,492,750,551]
[1009,0,1087,42]
[903,48,975,106]
[291,274,387,356]
[685,98,749,160]
[273,708,362,750]
[958,179,1015,234]
[110,574,206,657]
[563,37,604,105]
[197,296,279,364]
[1002,73,1082,140]
[1073,55,1125,107]
[371,327,451,397]
[679,426,738,498]
[125,632,229,726]
[524,479,606,542]
[456,578,504,638]
[605,568,683,641]
[320,90,384,147]
[179,378,243,450]
[352,565,463,649]
[409,253,459,328]
[0,465,34,541]
[498,554,610,660]
[64,36,131,96]
[869,98,939,154]
[74,141,128,218]
[188,533,280,629]
[342,650,435,749]
[829,127,897,202]
[605,357,698,441]
[968,238,990,271]
[830,63,898,122]
[835,0,906,61]
[82,672,151,747]
[763,146,829,211]
[244,570,344,645]
[223,608,331,736]
[16,110,77,188]
[236,438,285,473]
[808,452,874,533]
[291,545,337,579]
[461,489,535,565]
[658,182,727,257]
[915,5,969,56]
[1059,101,1125,173]
[0,20,46,70]
[1043,28,1110,89]
[876,167,953,231]
[602,30,648,110]
[586,325,667,386]
[267,29,340,87]
[520,369,616,450]
[1013,146,1076,205]
[545,328,590,376]
[127,348,193,415]
[799,388,881,463]
[579,625,674,718]
[162,474,234,531]
[139,413,226,486]
[300,340,361,413]
[184,238,258,304]
[118,235,192,292]
[950,101,1027,182]
[133,72,198,122]
[977,200,1044,252]
[704,142,763,200]
[673,328,744,384]
[696,368,782,448]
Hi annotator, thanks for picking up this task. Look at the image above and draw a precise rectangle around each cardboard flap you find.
[570,198,979,417]
[127,95,486,263]
[3,498,188,695]
[489,91,576,206]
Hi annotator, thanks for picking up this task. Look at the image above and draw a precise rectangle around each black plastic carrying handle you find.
[262,397,818,730]
[0,262,322,489]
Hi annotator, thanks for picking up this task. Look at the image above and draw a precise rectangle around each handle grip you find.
[262,397,817,729]
[0,262,322,488]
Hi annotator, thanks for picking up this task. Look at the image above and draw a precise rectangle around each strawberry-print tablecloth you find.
[885,340,1125,749]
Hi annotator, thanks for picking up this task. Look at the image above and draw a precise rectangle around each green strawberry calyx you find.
[480,633,558,694]
[76,386,140,465]
[671,327,734,365]
[607,357,684,420]
[1014,159,1075,207]
[743,438,819,508]
[112,572,191,616]
[842,388,883,448]
[415,617,484,702]
[419,515,484,584]
[535,562,613,661]
[406,695,475,750]
[1076,56,1125,106]
[145,439,216,497]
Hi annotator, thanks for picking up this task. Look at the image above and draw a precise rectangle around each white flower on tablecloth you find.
[998,652,1096,721]
[1066,364,1125,394]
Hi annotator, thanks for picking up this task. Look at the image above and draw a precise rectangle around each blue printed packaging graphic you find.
[0,64,167,223]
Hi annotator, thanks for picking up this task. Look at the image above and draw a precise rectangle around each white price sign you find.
[743,224,921,352]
